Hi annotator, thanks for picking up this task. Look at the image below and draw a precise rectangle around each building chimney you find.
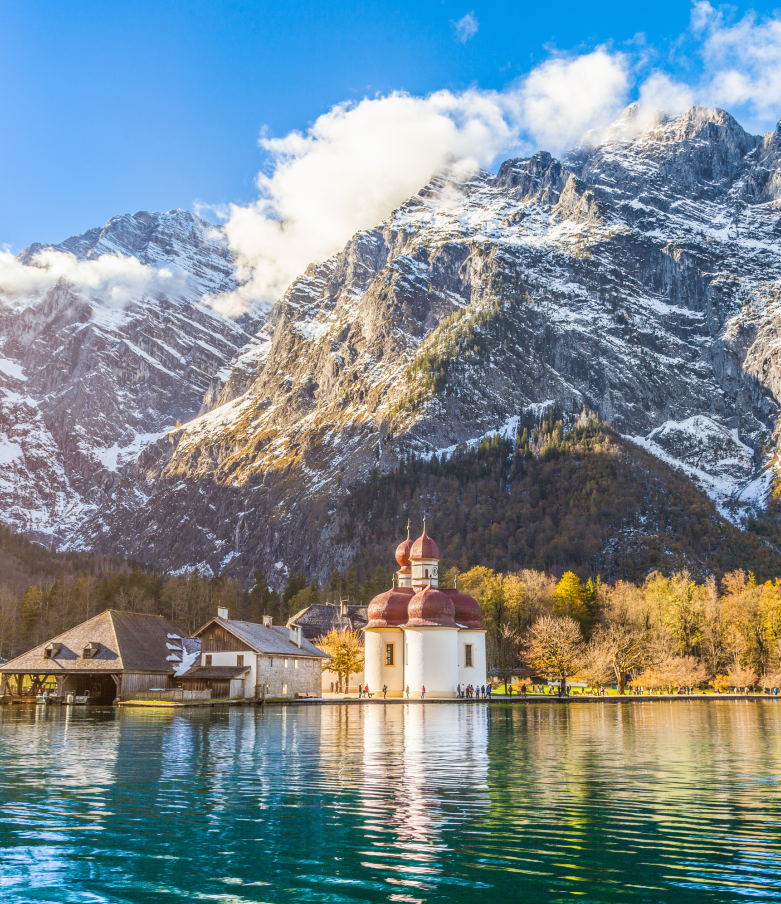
[262,615,273,627]
[217,607,229,620]
[289,624,302,647]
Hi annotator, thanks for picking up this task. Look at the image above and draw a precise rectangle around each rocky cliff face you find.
[0,210,263,543]
[63,105,781,581]
[4,105,781,580]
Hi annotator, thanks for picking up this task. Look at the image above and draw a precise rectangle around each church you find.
[364,526,487,697]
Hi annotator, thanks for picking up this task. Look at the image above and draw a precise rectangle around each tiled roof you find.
[287,604,368,640]
[0,611,187,674]
[194,618,329,659]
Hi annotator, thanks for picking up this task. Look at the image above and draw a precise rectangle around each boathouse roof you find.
[0,610,188,674]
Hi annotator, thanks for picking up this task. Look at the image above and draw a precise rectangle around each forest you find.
[341,410,781,581]
[0,524,392,661]
[458,564,781,693]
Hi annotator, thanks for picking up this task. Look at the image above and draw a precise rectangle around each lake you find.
[0,700,780,903]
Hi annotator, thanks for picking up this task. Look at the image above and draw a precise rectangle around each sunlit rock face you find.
[0,210,264,544]
[6,106,781,569]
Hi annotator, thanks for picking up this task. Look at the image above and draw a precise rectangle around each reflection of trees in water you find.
[483,702,781,898]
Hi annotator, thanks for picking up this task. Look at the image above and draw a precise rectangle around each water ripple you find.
[0,701,780,901]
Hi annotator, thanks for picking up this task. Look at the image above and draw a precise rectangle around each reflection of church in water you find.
[364,526,487,697]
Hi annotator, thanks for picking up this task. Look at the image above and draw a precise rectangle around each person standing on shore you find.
[421,685,426,699]
[405,685,410,698]
[382,684,387,699]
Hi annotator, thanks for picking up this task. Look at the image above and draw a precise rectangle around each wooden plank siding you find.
[200,625,251,653]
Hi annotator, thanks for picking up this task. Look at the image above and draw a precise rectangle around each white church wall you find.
[404,628,458,698]
[457,630,488,688]
[364,629,404,696]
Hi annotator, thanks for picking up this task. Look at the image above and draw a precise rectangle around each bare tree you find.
[524,616,585,695]
[589,622,647,694]
[490,624,520,692]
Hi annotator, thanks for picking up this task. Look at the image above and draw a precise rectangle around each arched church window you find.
[425,568,429,578]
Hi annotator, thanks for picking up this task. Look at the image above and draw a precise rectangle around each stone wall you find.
[255,654,321,697]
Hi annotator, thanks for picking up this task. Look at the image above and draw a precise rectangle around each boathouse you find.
[184,607,328,698]
[0,610,195,704]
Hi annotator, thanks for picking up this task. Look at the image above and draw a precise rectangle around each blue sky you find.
[1,0,780,257]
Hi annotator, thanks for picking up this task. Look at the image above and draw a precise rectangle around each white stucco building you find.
[364,527,487,697]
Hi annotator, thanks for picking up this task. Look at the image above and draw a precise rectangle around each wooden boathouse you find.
[0,610,193,704]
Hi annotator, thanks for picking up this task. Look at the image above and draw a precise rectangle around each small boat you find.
[36,694,50,705]
[65,691,90,705]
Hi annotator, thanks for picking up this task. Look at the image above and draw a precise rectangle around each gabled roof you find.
[287,604,368,640]
[194,617,328,658]
[0,610,188,674]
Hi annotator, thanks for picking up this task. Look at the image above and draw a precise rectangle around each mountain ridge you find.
[2,104,781,583]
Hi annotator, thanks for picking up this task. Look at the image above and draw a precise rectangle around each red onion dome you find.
[445,589,483,630]
[395,537,413,567]
[410,529,439,560]
[406,586,455,627]
[366,587,414,628]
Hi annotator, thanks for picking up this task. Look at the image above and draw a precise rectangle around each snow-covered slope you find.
[69,105,781,579]
[0,210,264,543]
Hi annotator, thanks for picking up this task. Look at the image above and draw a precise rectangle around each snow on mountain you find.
[4,104,781,576]
[65,105,781,580]
[0,210,265,543]
[626,415,760,520]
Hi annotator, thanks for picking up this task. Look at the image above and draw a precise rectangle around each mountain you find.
[0,210,264,545]
[58,104,781,582]
[2,104,781,584]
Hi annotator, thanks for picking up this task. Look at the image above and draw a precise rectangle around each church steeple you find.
[410,524,440,591]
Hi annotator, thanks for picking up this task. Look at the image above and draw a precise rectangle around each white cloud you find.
[213,89,524,311]
[454,12,479,43]
[638,72,695,116]
[520,49,630,151]
[0,248,188,310]
[212,49,630,313]
[693,2,781,123]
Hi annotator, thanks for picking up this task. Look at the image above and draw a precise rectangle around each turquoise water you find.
[0,701,780,903]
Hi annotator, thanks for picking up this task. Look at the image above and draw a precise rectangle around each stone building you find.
[364,527,487,697]
[183,607,328,699]
[287,601,368,692]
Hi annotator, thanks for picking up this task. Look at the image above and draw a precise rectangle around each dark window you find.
[385,643,394,666]
[465,644,473,667]
[425,568,429,578]
[237,655,244,667]
[205,654,212,666]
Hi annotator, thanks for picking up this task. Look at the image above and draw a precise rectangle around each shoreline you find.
[6,694,777,710]
[125,693,780,708]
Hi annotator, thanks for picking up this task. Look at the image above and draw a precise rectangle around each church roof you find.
[445,589,484,630]
[405,586,455,627]
[366,587,414,628]
[395,537,413,567]
[411,529,439,560]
